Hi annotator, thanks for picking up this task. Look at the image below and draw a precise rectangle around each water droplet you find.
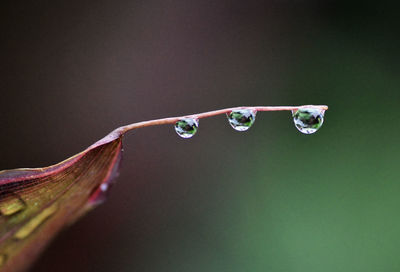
[227,109,256,131]
[292,107,325,134]
[174,118,199,138]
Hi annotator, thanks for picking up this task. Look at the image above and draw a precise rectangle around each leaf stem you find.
[118,105,328,134]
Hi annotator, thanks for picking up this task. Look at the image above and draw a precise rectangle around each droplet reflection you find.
[174,118,199,138]
[227,109,256,131]
[292,107,325,134]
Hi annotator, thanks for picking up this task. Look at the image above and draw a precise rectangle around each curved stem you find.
[118,105,328,134]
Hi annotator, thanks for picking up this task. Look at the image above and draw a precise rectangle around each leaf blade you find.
[0,131,123,272]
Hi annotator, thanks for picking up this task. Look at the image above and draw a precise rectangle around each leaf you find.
[0,129,123,272]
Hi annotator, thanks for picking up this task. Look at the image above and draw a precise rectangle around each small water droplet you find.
[227,109,256,131]
[292,107,325,134]
[174,118,199,138]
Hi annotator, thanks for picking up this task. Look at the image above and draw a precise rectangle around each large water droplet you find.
[227,109,256,131]
[292,107,325,134]
[174,118,199,138]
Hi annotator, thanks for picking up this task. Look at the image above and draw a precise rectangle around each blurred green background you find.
[1,0,400,271]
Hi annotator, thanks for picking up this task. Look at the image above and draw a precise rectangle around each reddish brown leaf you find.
[0,130,123,272]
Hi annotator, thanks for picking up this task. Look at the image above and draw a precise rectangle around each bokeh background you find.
[1,0,400,271]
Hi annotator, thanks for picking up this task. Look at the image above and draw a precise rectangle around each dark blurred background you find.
[1,0,400,271]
